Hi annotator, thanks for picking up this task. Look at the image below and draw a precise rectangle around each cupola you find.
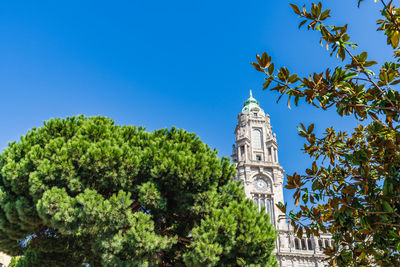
[241,90,265,117]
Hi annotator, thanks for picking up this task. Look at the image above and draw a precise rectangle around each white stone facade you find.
[231,91,331,267]
[0,252,11,266]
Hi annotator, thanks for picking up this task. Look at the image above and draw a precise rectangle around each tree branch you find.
[380,0,400,34]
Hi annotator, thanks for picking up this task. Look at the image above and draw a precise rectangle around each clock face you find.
[255,179,267,190]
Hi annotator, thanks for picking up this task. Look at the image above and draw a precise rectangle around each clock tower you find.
[232,91,330,267]
[231,90,287,230]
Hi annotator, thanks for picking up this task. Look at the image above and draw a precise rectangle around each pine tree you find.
[0,115,277,266]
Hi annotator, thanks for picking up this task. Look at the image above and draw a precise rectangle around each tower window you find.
[266,198,273,223]
[266,199,272,215]
[253,198,259,210]
[253,112,257,117]
[251,129,263,149]
[260,198,265,209]
[253,194,274,224]
[256,154,262,161]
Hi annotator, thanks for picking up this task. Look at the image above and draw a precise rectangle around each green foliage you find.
[183,183,277,267]
[0,115,277,266]
[252,1,400,266]
[9,256,22,267]
[9,250,38,267]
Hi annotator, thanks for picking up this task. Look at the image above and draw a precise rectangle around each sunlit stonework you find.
[232,91,331,267]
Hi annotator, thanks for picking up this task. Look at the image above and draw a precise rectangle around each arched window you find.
[251,129,263,149]
[253,197,259,211]
[266,199,271,214]
[301,239,307,250]
[307,238,313,250]
[294,238,300,250]
[325,240,330,249]
[260,198,265,210]
[266,199,273,223]
[318,239,323,251]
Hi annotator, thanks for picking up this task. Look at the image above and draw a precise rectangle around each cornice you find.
[237,161,284,171]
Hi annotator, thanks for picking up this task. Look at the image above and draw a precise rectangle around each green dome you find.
[241,90,265,116]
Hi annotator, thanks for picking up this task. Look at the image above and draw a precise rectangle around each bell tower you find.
[232,91,287,230]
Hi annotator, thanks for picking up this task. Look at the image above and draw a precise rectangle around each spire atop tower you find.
[241,90,264,116]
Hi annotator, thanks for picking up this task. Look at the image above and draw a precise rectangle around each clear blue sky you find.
[0,1,392,210]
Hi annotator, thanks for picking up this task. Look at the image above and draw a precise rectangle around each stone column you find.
[314,236,320,253]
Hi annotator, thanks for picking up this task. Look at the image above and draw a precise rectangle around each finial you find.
[250,90,253,98]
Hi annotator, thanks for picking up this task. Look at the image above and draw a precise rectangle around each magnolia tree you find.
[252,0,400,266]
[0,116,277,266]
